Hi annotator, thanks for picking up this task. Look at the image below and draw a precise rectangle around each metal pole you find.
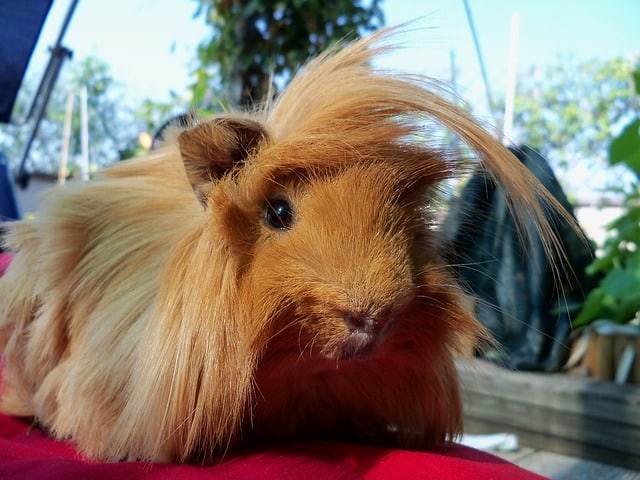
[502,14,521,145]
[462,0,495,115]
[27,0,80,120]
[17,0,80,188]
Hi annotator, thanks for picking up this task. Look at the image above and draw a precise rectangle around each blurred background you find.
[3,1,638,203]
[1,0,640,363]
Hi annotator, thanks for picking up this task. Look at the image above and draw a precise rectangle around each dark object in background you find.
[152,113,193,149]
[0,0,54,123]
[0,152,21,221]
[441,145,596,371]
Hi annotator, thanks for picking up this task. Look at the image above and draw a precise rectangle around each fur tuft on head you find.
[0,26,575,462]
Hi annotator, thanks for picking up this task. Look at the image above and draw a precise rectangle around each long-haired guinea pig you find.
[0,28,574,462]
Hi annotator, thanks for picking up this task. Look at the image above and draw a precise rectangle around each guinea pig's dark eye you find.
[263,198,295,231]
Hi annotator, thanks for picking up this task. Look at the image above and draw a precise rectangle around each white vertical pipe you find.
[463,0,495,116]
[58,92,74,185]
[80,85,90,180]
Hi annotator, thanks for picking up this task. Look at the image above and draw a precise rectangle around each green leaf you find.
[600,264,640,298]
[609,118,640,176]
[586,254,614,275]
[191,0,384,107]
[633,69,640,95]
[573,288,607,327]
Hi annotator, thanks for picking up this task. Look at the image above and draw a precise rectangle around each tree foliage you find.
[510,57,640,326]
[0,56,143,174]
[574,73,640,327]
[512,56,640,198]
[192,0,384,108]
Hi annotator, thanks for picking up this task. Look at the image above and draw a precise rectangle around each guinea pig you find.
[0,28,574,462]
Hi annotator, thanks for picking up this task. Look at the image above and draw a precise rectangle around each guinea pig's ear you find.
[177,118,269,207]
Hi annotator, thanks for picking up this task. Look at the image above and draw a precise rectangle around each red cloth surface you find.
[0,252,546,479]
[0,412,547,480]
[0,252,11,277]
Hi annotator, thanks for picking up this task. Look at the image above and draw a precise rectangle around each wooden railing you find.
[458,359,640,470]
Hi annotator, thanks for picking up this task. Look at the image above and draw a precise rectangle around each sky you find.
[30,0,640,119]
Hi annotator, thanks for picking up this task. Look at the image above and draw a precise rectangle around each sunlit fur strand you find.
[0,145,214,460]
[262,28,580,271]
[104,226,258,462]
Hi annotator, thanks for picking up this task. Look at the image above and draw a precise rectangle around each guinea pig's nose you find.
[344,311,378,333]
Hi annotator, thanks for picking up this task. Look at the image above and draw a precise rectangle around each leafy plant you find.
[191,0,384,108]
[573,69,640,327]
[513,56,640,200]
[0,55,147,174]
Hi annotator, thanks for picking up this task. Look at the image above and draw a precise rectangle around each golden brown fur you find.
[0,28,574,462]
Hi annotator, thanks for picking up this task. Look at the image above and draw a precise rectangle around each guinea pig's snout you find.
[336,290,417,360]
[340,308,394,360]
[343,311,379,334]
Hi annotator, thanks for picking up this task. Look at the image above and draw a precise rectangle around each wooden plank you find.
[463,391,640,455]
[497,449,640,480]
[458,359,640,427]
[465,417,640,471]
[457,359,640,470]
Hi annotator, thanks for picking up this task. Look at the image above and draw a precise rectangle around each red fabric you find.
[0,252,546,479]
[0,413,547,480]
[0,253,11,277]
